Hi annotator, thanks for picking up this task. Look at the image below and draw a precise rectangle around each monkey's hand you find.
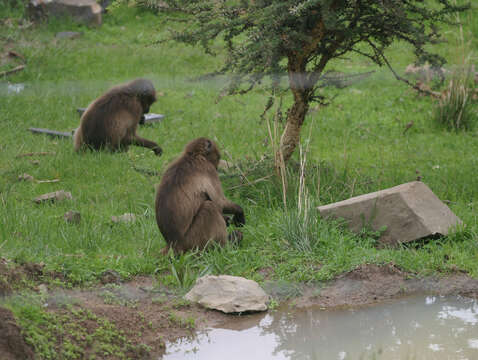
[153,146,163,156]
[223,215,232,227]
[233,208,245,227]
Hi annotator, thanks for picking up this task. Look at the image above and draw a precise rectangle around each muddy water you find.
[164,295,478,360]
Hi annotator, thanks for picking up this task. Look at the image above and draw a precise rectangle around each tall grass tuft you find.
[434,4,478,132]
[434,66,477,131]
[276,121,321,252]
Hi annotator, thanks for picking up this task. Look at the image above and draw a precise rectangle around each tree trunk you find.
[279,91,309,163]
[277,52,313,165]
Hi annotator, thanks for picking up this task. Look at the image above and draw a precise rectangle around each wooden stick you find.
[16,151,56,158]
[0,65,25,77]
[28,127,73,138]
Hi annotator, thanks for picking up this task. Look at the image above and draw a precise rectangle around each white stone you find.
[185,275,269,313]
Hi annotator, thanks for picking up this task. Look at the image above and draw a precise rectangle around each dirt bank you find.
[295,263,478,308]
[2,262,478,359]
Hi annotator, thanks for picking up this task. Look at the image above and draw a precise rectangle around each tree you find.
[166,0,469,163]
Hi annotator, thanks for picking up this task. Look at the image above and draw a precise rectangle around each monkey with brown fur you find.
[74,78,162,155]
[155,137,245,254]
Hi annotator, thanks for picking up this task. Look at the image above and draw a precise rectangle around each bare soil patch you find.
[295,263,478,308]
[0,307,34,360]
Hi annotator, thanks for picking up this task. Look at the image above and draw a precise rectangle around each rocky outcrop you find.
[185,275,269,313]
[318,181,462,246]
[28,0,102,26]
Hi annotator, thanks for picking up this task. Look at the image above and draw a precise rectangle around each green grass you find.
[1,2,478,293]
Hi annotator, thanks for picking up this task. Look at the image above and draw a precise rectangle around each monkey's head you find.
[185,137,221,168]
[128,78,157,114]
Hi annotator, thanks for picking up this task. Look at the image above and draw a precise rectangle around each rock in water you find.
[318,181,462,246]
[185,275,269,313]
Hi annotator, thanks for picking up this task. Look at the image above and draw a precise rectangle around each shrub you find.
[435,66,478,131]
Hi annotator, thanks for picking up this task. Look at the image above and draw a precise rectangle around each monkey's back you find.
[77,90,142,150]
[155,157,214,244]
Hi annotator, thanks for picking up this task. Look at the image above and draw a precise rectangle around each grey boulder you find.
[185,275,269,313]
[28,0,102,26]
[318,181,462,246]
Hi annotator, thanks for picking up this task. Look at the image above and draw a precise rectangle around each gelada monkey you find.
[155,137,245,253]
[74,78,162,155]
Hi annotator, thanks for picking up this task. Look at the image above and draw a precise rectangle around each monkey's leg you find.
[182,200,228,251]
[132,135,163,156]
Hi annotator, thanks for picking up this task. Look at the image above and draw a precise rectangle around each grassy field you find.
[1,1,478,293]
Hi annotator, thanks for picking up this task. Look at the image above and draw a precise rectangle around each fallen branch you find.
[0,65,25,77]
[16,151,56,158]
[28,128,73,138]
[132,165,160,177]
[8,51,26,63]
[37,179,60,184]
[227,175,273,190]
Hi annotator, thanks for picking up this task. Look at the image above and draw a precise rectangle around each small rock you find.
[34,190,72,204]
[185,275,269,313]
[55,31,82,39]
[111,213,136,223]
[30,159,40,165]
[404,63,447,82]
[100,269,121,284]
[18,173,34,182]
[64,210,81,224]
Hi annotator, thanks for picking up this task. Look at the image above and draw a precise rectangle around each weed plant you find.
[434,66,478,131]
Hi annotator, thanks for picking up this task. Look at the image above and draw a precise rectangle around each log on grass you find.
[28,127,73,138]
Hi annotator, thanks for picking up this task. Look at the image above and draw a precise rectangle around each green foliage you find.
[159,251,211,290]
[163,0,469,95]
[3,295,144,360]
[434,66,478,131]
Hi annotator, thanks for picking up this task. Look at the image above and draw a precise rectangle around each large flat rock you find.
[185,275,269,313]
[318,181,462,246]
[28,0,102,26]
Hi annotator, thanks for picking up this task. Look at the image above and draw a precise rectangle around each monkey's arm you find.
[222,202,245,226]
[206,187,245,226]
[132,135,163,156]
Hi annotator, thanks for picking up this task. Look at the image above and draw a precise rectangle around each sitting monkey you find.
[74,78,162,155]
[155,137,245,253]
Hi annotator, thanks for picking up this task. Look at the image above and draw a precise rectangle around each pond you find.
[164,295,478,360]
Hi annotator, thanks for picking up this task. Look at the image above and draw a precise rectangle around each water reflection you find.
[164,296,478,360]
